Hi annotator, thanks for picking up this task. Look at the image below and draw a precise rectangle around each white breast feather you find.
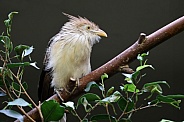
[46,34,92,89]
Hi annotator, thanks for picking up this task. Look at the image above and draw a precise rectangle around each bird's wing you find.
[38,69,54,102]
[38,50,54,102]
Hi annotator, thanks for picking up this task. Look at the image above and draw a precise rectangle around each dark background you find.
[1,1,184,122]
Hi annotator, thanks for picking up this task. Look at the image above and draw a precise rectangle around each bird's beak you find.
[95,29,108,37]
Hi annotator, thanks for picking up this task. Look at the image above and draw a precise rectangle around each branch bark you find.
[16,16,184,122]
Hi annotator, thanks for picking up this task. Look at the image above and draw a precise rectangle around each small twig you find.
[11,71,38,107]
[38,101,44,122]
[105,103,112,122]
[73,109,82,121]
[2,67,13,100]
[124,104,157,115]
[17,106,35,122]
[117,100,130,121]
[1,56,35,122]
[11,89,19,98]
[0,87,6,94]
[10,70,43,121]
[82,102,100,120]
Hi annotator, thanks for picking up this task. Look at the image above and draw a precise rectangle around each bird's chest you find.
[69,42,91,63]
[52,41,91,65]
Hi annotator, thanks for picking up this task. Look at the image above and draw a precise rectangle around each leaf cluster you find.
[40,52,184,122]
[0,12,40,122]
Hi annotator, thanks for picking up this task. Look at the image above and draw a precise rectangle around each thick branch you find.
[16,16,184,122]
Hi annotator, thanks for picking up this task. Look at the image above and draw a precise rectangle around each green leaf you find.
[63,101,75,110]
[4,12,18,36]
[142,81,170,99]
[82,118,88,122]
[81,97,92,112]
[14,45,30,60]
[22,46,34,57]
[148,99,159,105]
[7,62,30,68]
[131,71,140,82]
[100,91,121,103]
[120,86,124,91]
[77,93,101,107]
[9,12,18,19]
[0,90,6,97]
[4,68,14,81]
[12,82,21,92]
[106,86,115,97]
[123,71,140,83]
[122,73,132,78]
[41,100,65,121]
[143,81,170,88]
[63,101,75,113]
[22,82,28,90]
[11,82,28,93]
[14,45,30,54]
[137,52,149,61]
[119,118,132,122]
[122,73,133,83]
[143,84,163,100]
[0,35,13,52]
[0,109,23,122]
[166,95,184,99]
[0,36,5,44]
[85,81,103,92]
[4,20,11,35]
[6,62,39,69]
[160,119,174,122]
[91,114,116,122]
[101,73,108,82]
[136,65,154,72]
[157,95,177,103]
[118,97,134,112]
[8,98,31,108]
[14,45,33,61]
[123,84,139,93]
[30,62,40,69]
[156,95,182,109]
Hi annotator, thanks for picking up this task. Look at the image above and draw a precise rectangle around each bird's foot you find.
[69,77,79,94]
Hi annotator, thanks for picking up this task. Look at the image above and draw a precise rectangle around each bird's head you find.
[61,13,107,45]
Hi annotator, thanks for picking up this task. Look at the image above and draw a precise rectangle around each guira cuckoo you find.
[38,13,107,102]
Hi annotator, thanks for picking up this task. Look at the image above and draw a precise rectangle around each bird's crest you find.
[62,12,98,29]
[62,12,78,20]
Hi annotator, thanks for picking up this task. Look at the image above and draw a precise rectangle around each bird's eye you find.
[87,26,91,30]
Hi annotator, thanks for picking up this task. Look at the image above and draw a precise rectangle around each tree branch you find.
[15,16,184,122]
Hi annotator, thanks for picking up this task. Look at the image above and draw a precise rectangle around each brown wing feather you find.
[38,69,54,102]
[38,44,54,102]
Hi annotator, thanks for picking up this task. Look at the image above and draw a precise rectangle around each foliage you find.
[58,52,184,122]
[0,12,184,122]
[0,12,40,121]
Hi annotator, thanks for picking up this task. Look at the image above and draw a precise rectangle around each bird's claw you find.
[55,78,79,100]
[69,77,79,94]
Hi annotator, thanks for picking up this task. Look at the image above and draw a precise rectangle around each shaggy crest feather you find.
[62,12,99,30]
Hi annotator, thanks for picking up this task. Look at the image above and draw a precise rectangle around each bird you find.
[38,13,107,103]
